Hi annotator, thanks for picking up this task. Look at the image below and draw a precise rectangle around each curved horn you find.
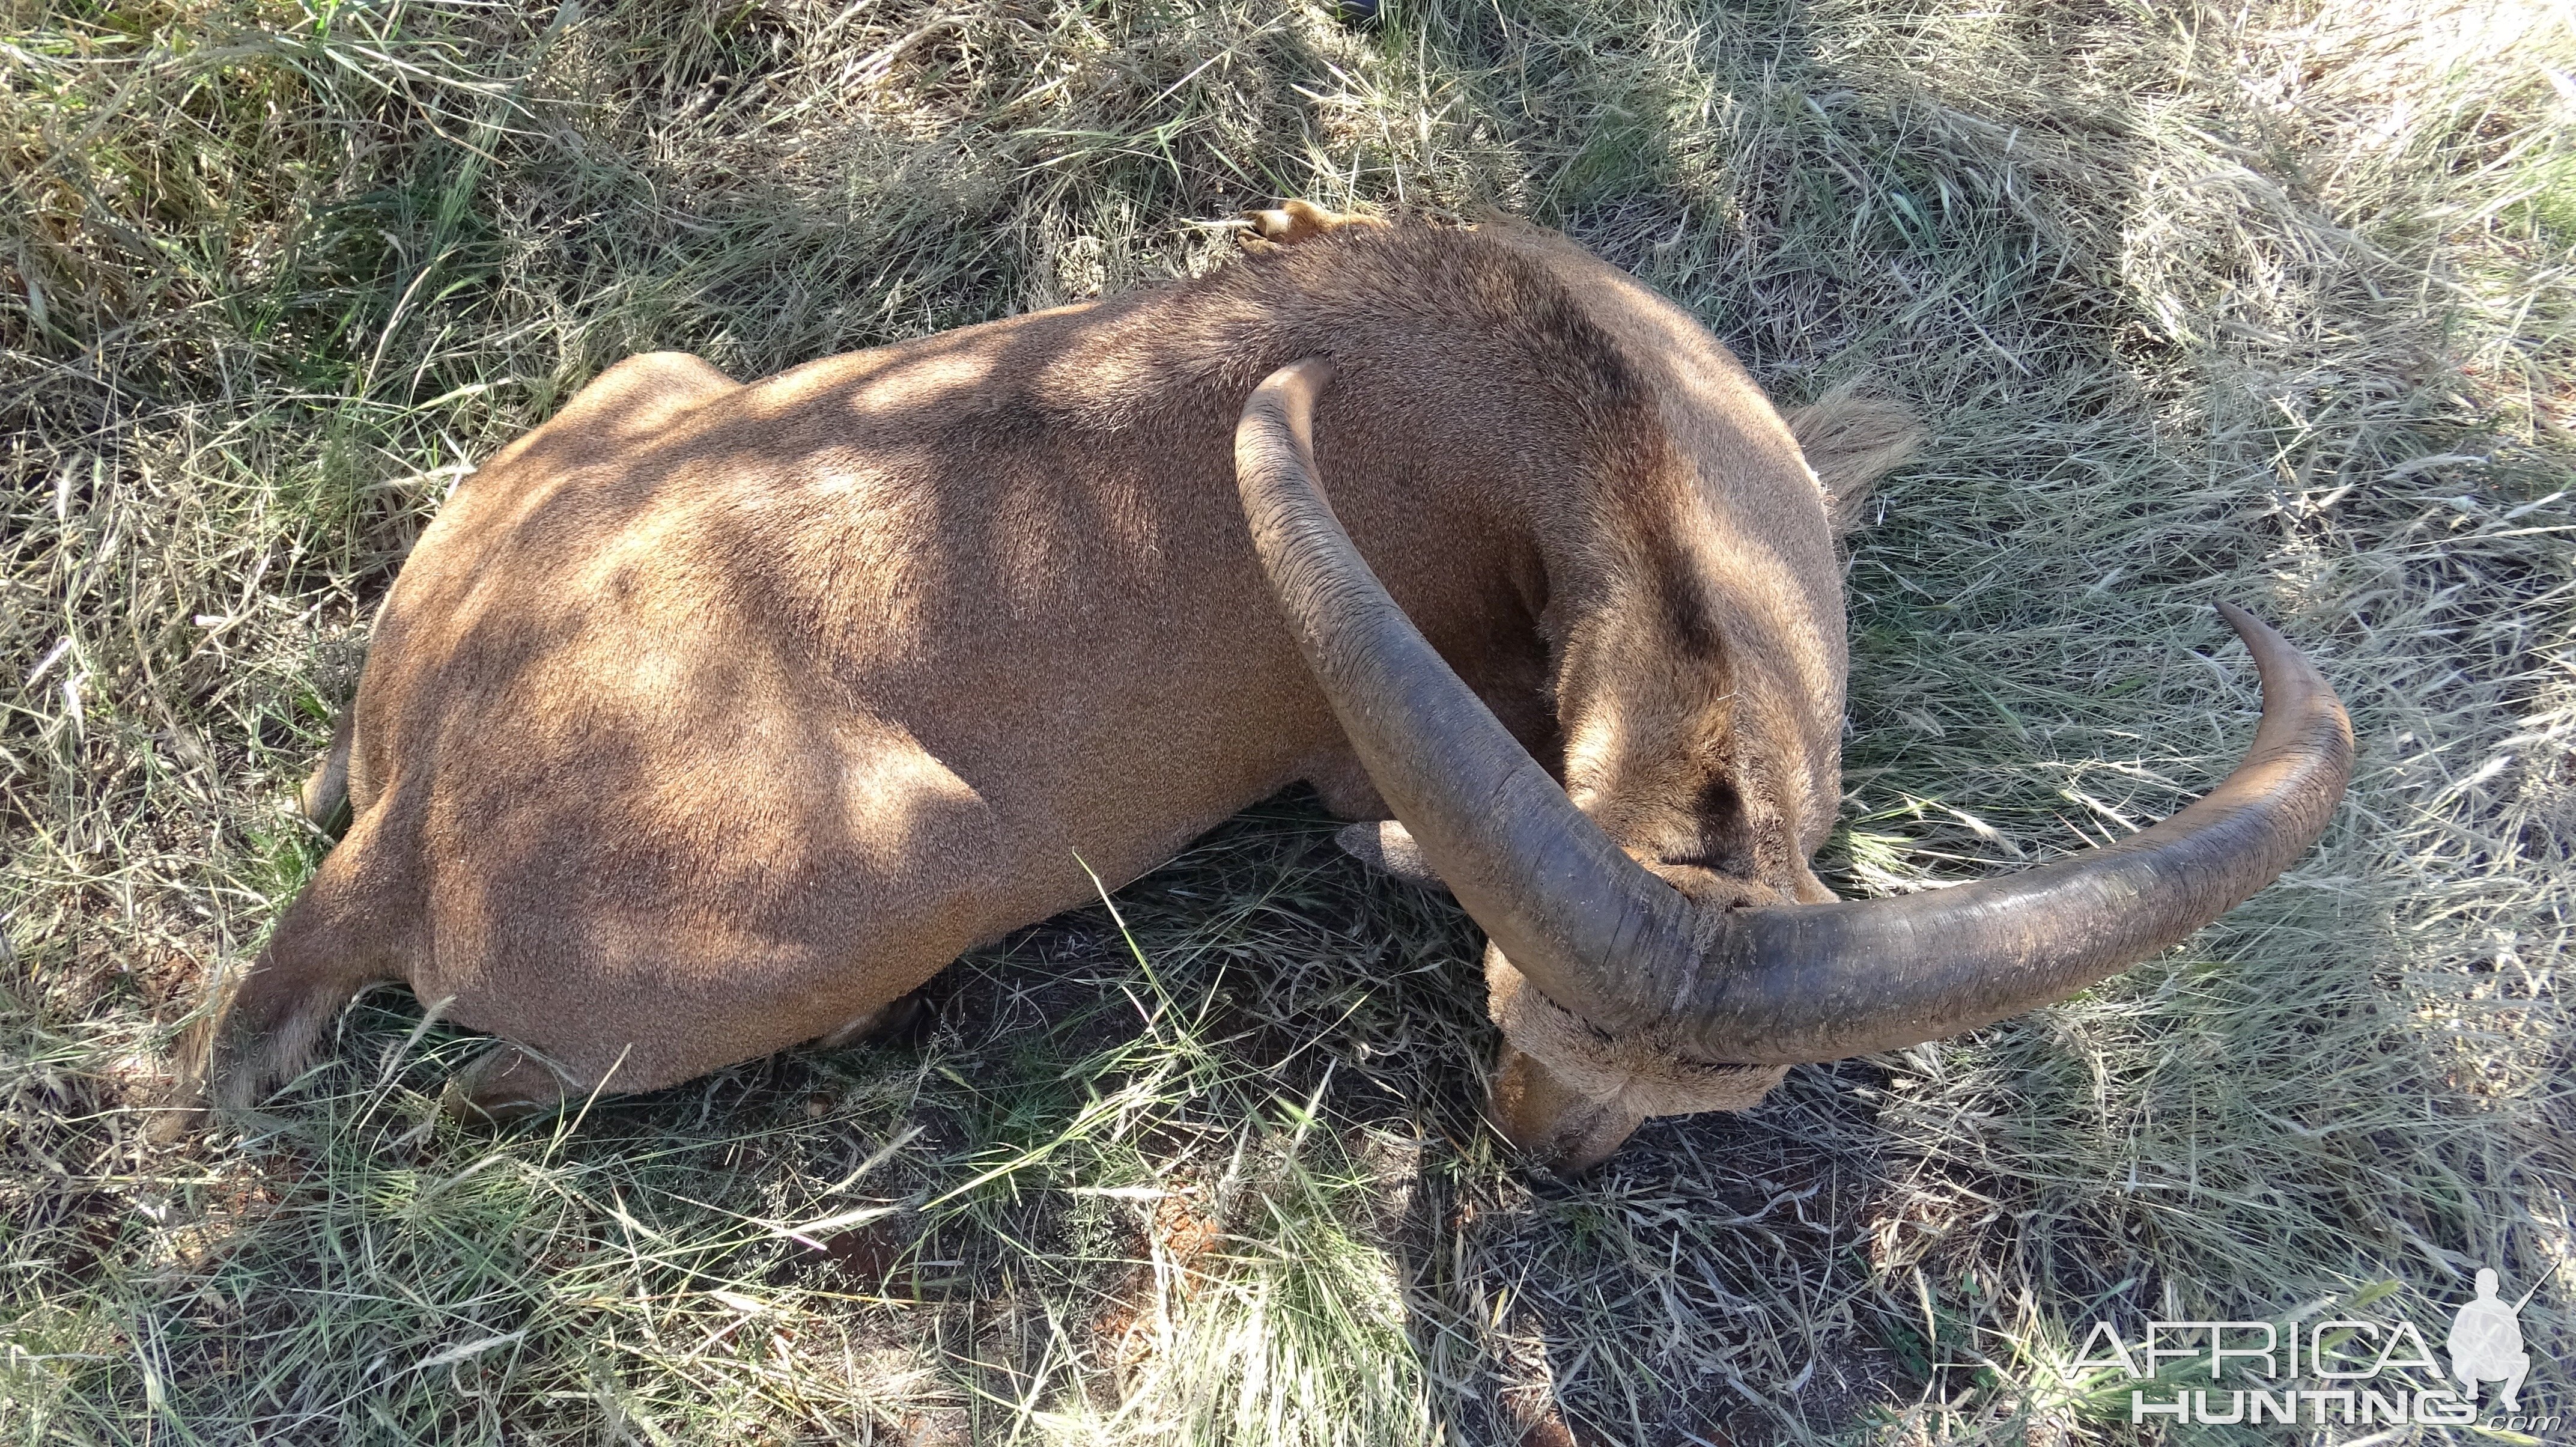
[1235,358,1704,1037]
[1689,598,2352,1062]
[1235,358,2354,1064]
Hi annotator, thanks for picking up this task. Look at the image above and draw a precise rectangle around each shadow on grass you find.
[124,789,1924,1445]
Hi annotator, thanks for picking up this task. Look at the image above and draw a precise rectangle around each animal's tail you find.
[298,707,357,833]
[167,830,402,1126]
[1785,382,1922,534]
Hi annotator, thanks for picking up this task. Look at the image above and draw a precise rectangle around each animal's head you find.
[1237,353,2352,1170]
[1539,383,1919,918]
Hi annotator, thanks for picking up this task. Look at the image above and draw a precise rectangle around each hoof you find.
[442,1045,576,1124]
[815,989,931,1049]
[1241,199,1387,253]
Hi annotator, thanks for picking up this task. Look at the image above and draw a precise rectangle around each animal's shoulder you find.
[466,352,743,493]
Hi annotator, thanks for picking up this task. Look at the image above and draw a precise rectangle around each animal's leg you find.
[815,989,928,1049]
[443,1044,579,1123]
[168,821,406,1132]
[1335,820,1443,889]
[1241,199,1387,252]
[1484,1042,1644,1173]
[438,988,940,1124]
[1305,751,1448,886]
[299,707,356,835]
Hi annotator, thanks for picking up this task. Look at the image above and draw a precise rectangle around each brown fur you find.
[184,211,1915,1146]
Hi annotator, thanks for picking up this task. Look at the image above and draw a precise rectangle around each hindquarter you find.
[332,349,1335,1089]
[360,603,1037,1089]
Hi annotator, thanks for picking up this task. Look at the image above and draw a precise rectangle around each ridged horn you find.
[1681,598,2351,1062]
[1234,358,2353,1065]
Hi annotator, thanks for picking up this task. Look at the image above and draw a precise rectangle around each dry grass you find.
[5,0,2573,1441]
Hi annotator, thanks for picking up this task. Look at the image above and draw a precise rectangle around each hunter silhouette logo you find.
[2449,1268,2534,1413]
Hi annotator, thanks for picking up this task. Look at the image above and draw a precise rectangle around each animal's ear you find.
[1335,820,1445,889]
[1784,383,1922,535]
